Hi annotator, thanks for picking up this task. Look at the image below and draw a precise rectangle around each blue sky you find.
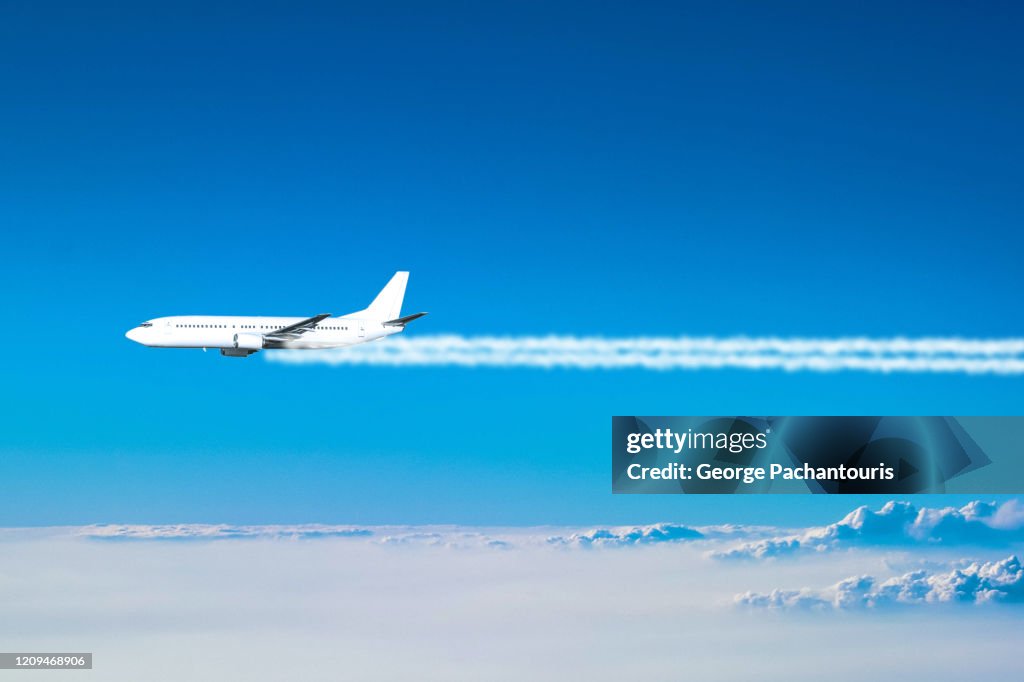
[1,1,1022,526]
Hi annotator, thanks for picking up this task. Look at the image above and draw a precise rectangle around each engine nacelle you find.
[233,333,265,350]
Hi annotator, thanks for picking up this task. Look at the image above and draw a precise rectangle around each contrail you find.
[264,335,1024,374]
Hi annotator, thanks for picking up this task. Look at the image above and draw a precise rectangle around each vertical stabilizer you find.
[364,271,408,321]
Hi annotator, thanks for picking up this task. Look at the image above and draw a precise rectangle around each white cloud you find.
[76,524,523,549]
[737,555,1024,610]
[72,501,1024,557]
[264,334,1024,374]
[65,521,774,549]
[77,523,374,540]
[376,531,512,549]
[546,523,704,547]
[713,500,1024,560]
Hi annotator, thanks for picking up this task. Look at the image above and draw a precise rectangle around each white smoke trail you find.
[264,335,1024,374]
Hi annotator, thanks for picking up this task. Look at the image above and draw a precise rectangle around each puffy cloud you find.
[713,537,803,560]
[546,523,703,547]
[714,500,1024,560]
[737,555,1024,610]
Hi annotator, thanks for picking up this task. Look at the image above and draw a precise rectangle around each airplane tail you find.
[364,271,409,322]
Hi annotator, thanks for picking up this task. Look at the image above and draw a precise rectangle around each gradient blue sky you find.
[1,1,1022,526]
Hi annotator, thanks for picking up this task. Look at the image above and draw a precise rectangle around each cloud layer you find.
[72,501,1024,558]
[713,500,1024,560]
[546,523,704,547]
[265,334,1024,374]
[77,523,374,541]
[9,526,1022,681]
[70,521,772,549]
[738,555,1024,610]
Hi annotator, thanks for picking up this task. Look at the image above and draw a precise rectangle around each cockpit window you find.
[139,323,153,328]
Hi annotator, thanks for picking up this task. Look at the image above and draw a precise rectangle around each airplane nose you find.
[125,328,141,343]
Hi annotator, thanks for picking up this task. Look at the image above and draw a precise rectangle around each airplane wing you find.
[266,313,331,340]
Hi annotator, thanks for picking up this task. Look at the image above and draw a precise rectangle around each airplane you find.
[124,271,426,357]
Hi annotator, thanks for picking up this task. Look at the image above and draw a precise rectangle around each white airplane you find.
[125,271,426,357]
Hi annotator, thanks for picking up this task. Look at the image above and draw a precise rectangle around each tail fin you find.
[364,271,408,321]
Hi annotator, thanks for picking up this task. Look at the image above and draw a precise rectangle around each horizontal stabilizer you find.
[383,312,428,327]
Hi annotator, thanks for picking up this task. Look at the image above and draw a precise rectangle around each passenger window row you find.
[172,323,349,330]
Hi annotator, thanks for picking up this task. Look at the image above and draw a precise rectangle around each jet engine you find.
[233,333,265,350]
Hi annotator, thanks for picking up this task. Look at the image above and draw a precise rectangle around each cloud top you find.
[78,524,374,541]
[714,500,1024,560]
[737,555,1024,610]
[546,523,704,547]
[50,500,1024,558]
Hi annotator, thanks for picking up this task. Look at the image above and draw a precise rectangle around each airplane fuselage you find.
[126,314,397,351]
